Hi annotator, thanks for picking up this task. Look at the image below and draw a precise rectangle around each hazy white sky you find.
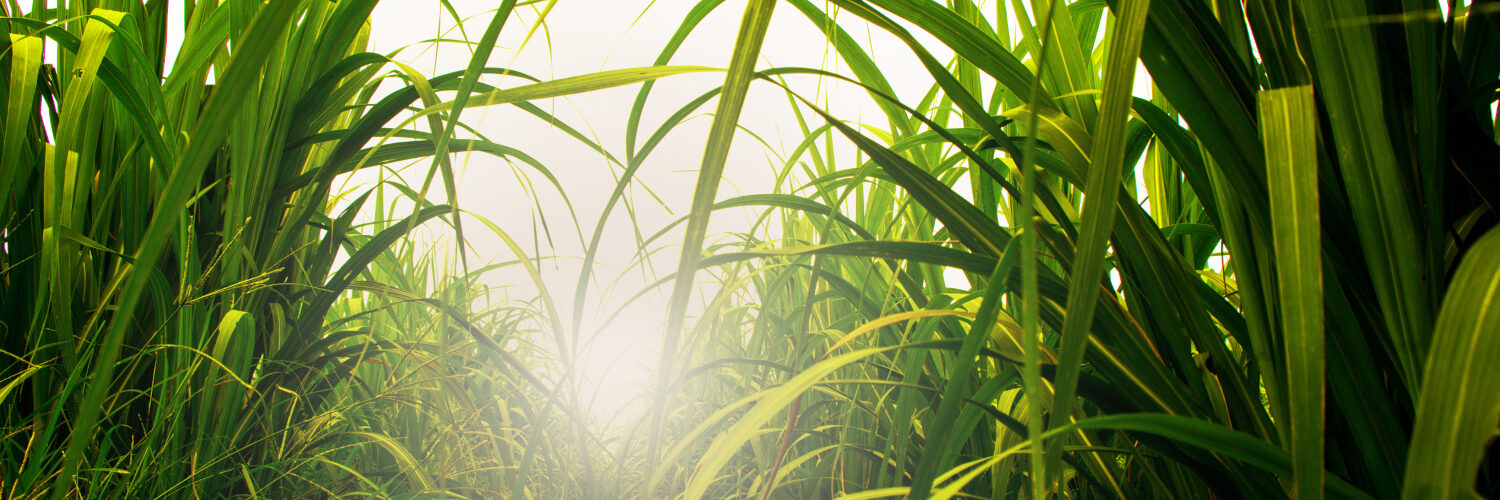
[361,0,948,425]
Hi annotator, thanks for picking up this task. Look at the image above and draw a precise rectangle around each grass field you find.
[1,0,1498,498]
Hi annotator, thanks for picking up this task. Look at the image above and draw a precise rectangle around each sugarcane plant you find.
[629,0,1500,498]
[0,0,721,497]
[3,0,1499,498]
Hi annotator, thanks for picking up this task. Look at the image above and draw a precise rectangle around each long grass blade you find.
[1045,0,1149,488]
[647,0,776,487]
[1402,225,1500,499]
[1261,84,1323,499]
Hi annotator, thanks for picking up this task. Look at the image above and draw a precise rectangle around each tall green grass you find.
[3,0,1498,499]
[0,0,695,496]
[630,0,1500,498]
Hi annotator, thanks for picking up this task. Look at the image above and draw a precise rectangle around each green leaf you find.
[1046,0,1150,487]
[1060,414,1372,500]
[349,431,437,491]
[649,0,777,482]
[1402,225,1500,499]
[805,101,1010,258]
[1298,0,1431,387]
[682,345,899,500]
[1,33,42,211]
[1260,84,1322,499]
[909,235,1021,497]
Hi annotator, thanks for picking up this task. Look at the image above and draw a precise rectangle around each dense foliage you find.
[1,0,1497,498]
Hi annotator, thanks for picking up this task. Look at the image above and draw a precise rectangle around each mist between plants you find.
[335,0,969,428]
